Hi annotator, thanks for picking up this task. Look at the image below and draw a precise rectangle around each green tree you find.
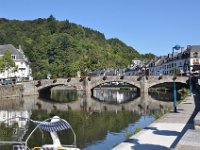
[0,57,4,71]
[0,31,5,44]
[0,49,16,78]
[2,49,15,70]
[0,17,156,79]
[47,15,57,34]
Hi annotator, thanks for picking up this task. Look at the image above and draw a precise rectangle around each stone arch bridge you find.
[18,75,189,111]
[35,76,188,95]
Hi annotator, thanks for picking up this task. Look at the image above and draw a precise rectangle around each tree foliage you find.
[141,53,156,60]
[0,16,153,79]
[0,49,16,72]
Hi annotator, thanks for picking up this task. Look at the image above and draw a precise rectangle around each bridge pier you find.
[139,77,149,114]
[85,77,93,111]
[32,76,188,110]
[140,76,148,93]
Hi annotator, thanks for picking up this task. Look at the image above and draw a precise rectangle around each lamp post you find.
[184,46,193,96]
[188,47,193,96]
[172,45,181,113]
[188,64,192,96]
[183,62,192,96]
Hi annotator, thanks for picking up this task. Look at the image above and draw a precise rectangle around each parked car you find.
[1,79,13,85]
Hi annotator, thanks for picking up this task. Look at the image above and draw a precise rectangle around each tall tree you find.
[0,17,155,79]
[47,15,57,34]
[0,49,16,78]
[0,57,4,71]
[2,49,15,70]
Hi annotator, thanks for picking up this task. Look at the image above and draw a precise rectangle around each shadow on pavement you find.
[170,90,200,148]
[144,127,180,136]
[116,89,200,150]
[125,139,170,150]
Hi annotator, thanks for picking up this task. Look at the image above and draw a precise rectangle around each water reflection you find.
[0,92,175,149]
[0,98,23,110]
[148,90,177,101]
[51,88,78,102]
[22,110,141,149]
[91,82,140,104]
[148,82,189,102]
[0,83,189,150]
[0,110,31,150]
[92,87,139,104]
[0,110,30,127]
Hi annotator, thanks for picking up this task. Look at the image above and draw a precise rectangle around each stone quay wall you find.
[22,81,38,96]
[0,84,23,99]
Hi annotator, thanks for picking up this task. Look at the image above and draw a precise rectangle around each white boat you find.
[0,116,80,150]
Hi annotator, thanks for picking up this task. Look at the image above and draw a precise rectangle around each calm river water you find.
[0,83,188,150]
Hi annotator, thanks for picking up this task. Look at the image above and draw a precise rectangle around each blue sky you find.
[0,0,200,56]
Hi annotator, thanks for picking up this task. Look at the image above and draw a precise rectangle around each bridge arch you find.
[36,78,84,91]
[35,78,84,101]
[148,76,188,88]
[88,76,141,90]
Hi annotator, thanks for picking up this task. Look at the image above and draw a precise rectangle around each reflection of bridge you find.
[35,75,188,94]
[21,76,189,111]
[21,93,174,114]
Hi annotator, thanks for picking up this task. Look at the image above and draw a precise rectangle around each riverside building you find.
[148,45,200,76]
[0,44,32,81]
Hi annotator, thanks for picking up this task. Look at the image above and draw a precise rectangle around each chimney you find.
[19,45,22,50]
[18,45,24,53]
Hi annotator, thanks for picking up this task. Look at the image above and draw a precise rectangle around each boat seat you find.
[57,148,65,150]
[32,147,41,150]
[41,147,55,150]
[57,147,69,150]
[13,144,25,150]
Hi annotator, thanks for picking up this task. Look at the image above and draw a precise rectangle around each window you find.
[11,55,16,60]
[193,52,198,58]
[3,113,6,120]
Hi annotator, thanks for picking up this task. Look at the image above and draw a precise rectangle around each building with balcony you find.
[148,45,200,76]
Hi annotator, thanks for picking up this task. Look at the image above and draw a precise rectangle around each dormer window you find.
[11,55,16,60]
[193,52,198,58]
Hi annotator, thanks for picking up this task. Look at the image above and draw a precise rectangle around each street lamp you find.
[189,65,193,96]
[182,47,193,96]
[186,46,193,96]
[185,62,193,96]
[172,45,182,113]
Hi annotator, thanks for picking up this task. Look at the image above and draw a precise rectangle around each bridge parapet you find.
[87,75,141,89]
[34,75,188,95]
[148,76,188,88]
[36,78,84,91]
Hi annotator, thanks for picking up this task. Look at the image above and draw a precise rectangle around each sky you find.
[0,0,200,56]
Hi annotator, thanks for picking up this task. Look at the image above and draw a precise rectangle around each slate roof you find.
[0,44,24,60]
[185,45,200,52]
[154,56,167,66]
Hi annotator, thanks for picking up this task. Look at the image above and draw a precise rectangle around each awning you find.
[31,119,71,132]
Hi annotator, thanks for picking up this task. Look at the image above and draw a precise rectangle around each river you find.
[0,83,188,150]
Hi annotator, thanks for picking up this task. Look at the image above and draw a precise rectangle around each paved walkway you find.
[112,92,200,150]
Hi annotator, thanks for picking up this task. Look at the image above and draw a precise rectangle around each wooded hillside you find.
[0,15,155,79]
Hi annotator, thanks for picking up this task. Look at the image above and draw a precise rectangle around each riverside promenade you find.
[113,92,200,150]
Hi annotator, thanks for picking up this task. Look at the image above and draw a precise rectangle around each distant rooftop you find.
[186,45,200,52]
[0,44,24,59]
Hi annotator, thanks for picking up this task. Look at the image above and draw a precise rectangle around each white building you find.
[132,58,142,66]
[0,44,32,81]
[148,45,200,76]
[0,110,30,127]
